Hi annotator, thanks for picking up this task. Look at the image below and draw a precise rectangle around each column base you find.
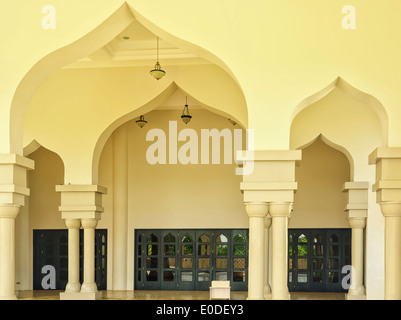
[264,293,272,300]
[271,293,291,300]
[0,295,17,300]
[346,293,366,300]
[60,291,102,300]
[246,296,266,300]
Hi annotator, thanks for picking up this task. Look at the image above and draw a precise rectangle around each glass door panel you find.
[161,231,177,290]
[196,230,212,290]
[288,229,351,292]
[177,230,195,290]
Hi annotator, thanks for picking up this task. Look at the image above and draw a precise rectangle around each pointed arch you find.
[295,134,354,181]
[290,77,388,147]
[10,3,135,155]
[91,81,247,183]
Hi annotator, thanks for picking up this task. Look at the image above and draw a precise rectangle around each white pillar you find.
[81,218,100,297]
[57,184,106,300]
[270,202,291,300]
[343,182,368,300]
[346,217,366,299]
[369,148,401,299]
[64,219,81,293]
[0,205,19,300]
[381,203,401,300]
[245,202,268,300]
[264,214,272,299]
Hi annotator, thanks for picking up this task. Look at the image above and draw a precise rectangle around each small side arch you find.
[295,134,354,181]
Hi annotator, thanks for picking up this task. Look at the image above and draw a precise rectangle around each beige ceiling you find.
[65,19,210,69]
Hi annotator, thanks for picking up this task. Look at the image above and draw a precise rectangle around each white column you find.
[81,218,99,295]
[0,205,19,300]
[64,219,81,293]
[264,214,272,299]
[245,202,268,300]
[346,217,366,299]
[343,181,368,299]
[369,148,401,299]
[57,184,106,300]
[381,203,401,300]
[270,202,291,300]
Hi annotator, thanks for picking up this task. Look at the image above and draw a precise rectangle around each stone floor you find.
[16,290,345,300]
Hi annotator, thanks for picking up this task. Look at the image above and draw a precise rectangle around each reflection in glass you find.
[199,234,210,243]
[198,258,210,269]
[216,244,228,256]
[216,258,228,269]
[163,257,175,268]
[146,270,158,281]
[233,271,245,282]
[181,234,193,243]
[164,245,175,255]
[313,258,323,269]
[216,234,228,243]
[298,234,307,243]
[297,245,308,256]
[233,258,245,269]
[329,234,339,243]
[329,272,339,283]
[181,245,193,255]
[164,270,175,281]
[198,271,210,281]
[329,258,339,269]
[313,244,323,256]
[198,244,210,255]
[233,244,246,256]
[146,257,158,268]
[164,233,175,243]
[181,257,193,269]
[147,245,158,255]
[216,271,227,281]
[298,273,307,283]
[313,272,323,283]
[233,234,246,243]
[329,245,339,256]
[181,271,192,281]
[147,234,158,242]
[298,258,308,269]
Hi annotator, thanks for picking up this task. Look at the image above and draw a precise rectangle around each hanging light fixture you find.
[136,115,148,128]
[150,37,166,80]
[181,96,192,124]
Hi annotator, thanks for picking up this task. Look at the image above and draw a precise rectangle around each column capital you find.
[0,205,20,219]
[81,218,99,229]
[380,202,401,218]
[245,202,268,218]
[269,202,292,218]
[239,149,301,203]
[65,218,81,229]
[347,217,366,229]
[56,184,107,220]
